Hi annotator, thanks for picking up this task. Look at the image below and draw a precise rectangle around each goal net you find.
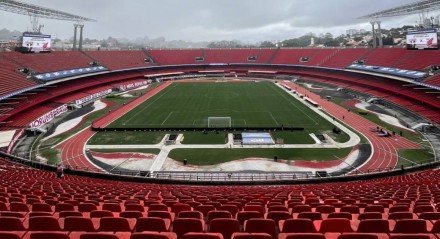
[207,117,232,128]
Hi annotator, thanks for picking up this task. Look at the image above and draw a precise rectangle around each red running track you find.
[93,81,173,128]
[284,81,420,173]
[57,82,173,171]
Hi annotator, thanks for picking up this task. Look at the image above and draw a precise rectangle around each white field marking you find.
[232,119,247,126]
[161,111,174,125]
[267,111,280,125]
[123,83,178,125]
[267,82,319,125]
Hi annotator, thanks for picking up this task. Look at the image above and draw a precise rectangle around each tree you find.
[259,41,276,48]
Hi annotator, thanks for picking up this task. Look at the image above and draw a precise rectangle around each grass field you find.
[168,148,353,165]
[110,81,330,129]
[397,148,435,167]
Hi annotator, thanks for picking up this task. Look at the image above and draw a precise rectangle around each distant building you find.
[347,29,367,36]
[346,29,359,36]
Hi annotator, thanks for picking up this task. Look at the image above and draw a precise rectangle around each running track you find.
[283,81,420,173]
[58,80,420,173]
[57,82,173,171]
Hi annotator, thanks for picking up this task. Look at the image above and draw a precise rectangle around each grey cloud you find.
[0,0,432,42]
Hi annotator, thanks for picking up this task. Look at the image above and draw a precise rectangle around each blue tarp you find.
[34,66,108,82]
[347,64,427,80]
[242,132,275,145]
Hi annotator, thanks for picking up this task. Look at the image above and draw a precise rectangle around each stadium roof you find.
[359,0,440,19]
[0,0,96,22]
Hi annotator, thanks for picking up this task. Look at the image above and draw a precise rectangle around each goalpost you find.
[207,117,232,128]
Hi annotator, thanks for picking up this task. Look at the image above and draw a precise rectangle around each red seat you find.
[318,218,353,233]
[135,217,169,232]
[9,202,29,212]
[131,232,178,239]
[389,235,433,239]
[182,233,223,239]
[392,219,427,233]
[327,212,352,220]
[292,205,312,213]
[178,211,203,219]
[357,219,390,233]
[90,210,114,218]
[0,232,22,239]
[29,212,52,218]
[231,233,272,239]
[278,233,326,239]
[218,205,239,217]
[54,203,75,212]
[279,219,316,233]
[194,205,215,217]
[358,212,383,220]
[389,205,409,213]
[340,206,360,214]
[236,211,262,225]
[0,202,8,211]
[78,203,97,212]
[59,211,83,218]
[431,220,440,233]
[243,205,264,214]
[79,232,119,239]
[337,234,379,239]
[31,203,52,212]
[28,216,62,231]
[0,212,25,218]
[102,203,122,212]
[414,205,435,213]
[172,218,204,238]
[171,203,192,215]
[125,204,145,212]
[297,212,322,221]
[266,211,291,224]
[315,205,335,214]
[29,232,69,239]
[364,205,384,213]
[209,218,240,239]
[419,212,440,221]
[207,211,232,223]
[98,217,132,232]
[267,205,288,212]
[148,211,173,221]
[0,216,25,231]
[120,211,144,219]
[63,216,96,232]
[244,219,276,239]
[150,204,169,212]
[388,212,414,220]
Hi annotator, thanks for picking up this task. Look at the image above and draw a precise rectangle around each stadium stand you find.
[320,48,371,68]
[3,51,92,73]
[204,49,276,64]
[424,74,440,87]
[0,55,37,97]
[360,48,409,68]
[1,157,440,239]
[148,49,204,65]
[0,71,144,129]
[84,50,150,70]
[0,48,439,127]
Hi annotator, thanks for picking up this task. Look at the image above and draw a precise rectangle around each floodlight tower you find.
[0,0,96,50]
[359,0,440,47]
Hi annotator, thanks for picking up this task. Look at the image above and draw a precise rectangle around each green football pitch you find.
[108,81,333,129]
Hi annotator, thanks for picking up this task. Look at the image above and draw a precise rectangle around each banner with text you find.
[29,105,68,128]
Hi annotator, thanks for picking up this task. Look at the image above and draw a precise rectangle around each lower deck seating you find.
[1,157,440,239]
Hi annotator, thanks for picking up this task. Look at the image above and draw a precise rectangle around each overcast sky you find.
[0,0,437,42]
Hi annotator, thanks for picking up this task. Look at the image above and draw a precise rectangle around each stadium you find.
[0,0,440,238]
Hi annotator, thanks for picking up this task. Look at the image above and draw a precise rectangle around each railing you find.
[1,150,438,185]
